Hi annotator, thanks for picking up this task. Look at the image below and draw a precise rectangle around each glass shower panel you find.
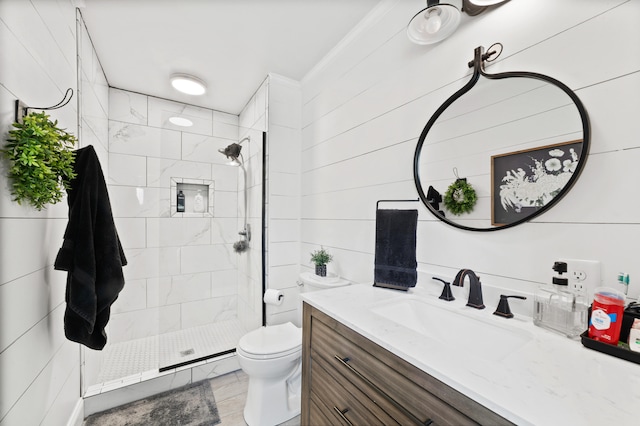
[79,90,263,393]
[78,10,265,397]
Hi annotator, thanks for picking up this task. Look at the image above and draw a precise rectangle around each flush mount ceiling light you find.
[407,0,462,45]
[170,73,207,95]
[168,116,193,127]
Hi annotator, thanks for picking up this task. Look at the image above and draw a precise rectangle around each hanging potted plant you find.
[310,247,333,277]
[2,111,77,210]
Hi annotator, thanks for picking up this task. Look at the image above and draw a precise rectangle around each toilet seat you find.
[237,322,301,360]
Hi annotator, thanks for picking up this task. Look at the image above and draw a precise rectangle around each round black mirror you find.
[414,45,590,231]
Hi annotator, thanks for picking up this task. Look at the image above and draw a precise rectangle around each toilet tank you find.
[295,272,350,326]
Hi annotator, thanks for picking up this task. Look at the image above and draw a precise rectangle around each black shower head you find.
[218,143,242,160]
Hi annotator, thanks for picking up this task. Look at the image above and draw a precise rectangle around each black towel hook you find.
[15,88,74,123]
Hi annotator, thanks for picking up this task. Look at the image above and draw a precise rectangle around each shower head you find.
[218,143,242,161]
[233,239,249,253]
[218,137,250,166]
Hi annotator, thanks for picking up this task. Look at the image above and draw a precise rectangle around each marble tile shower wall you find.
[77,9,111,395]
[78,12,109,171]
[237,78,267,332]
[107,88,242,344]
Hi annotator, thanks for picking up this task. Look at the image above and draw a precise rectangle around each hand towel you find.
[54,145,127,350]
[374,209,418,290]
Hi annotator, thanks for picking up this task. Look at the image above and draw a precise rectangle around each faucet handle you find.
[432,277,455,301]
[493,295,527,319]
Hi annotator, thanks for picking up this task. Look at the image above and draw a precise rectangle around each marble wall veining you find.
[106,87,243,345]
[237,77,268,332]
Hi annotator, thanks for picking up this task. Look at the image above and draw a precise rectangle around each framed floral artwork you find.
[491,140,583,226]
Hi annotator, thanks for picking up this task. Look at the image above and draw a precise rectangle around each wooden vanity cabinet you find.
[301,302,513,426]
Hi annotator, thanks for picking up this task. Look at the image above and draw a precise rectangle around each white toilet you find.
[237,272,350,426]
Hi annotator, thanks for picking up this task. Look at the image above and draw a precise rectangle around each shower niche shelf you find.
[171,178,214,217]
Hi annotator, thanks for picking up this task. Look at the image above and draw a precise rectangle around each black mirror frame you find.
[413,45,591,232]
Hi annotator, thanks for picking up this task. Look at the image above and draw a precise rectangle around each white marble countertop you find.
[301,281,640,425]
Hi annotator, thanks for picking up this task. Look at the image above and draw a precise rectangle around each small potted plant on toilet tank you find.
[310,247,332,277]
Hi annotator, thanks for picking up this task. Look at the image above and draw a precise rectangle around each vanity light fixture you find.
[461,0,510,16]
[408,0,510,43]
[168,116,193,127]
[170,73,207,95]
[466,0,508,5]
[407,0,461,45]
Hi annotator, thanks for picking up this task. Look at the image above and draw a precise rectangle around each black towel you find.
[374,209,418,290]
[54,145,127,350]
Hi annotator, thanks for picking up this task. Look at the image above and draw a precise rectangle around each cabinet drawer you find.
[309,397,338,426]
[311,315,473,425]
[310,350,399,425]
[304,303,512,426]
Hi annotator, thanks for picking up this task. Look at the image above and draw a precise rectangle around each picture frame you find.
[491,139,583,226]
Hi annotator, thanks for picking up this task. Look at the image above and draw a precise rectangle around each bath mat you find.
[84,380,220,426]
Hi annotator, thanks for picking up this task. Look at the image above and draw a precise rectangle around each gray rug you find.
[84,380,221,426]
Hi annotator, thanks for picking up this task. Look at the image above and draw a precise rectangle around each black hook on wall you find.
[15,88,74,123]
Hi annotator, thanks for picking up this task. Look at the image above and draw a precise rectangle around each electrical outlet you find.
[572,270,587,281]
[560,259,601,298]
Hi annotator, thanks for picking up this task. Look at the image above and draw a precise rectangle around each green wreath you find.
[444,178,477,215]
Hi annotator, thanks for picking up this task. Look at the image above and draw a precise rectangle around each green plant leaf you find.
[1,111,77,210]
[310,247,333,266]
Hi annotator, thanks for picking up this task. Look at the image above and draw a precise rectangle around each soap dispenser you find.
[533,261,589,338]
[193,190,204,213]
[177,190,185,212]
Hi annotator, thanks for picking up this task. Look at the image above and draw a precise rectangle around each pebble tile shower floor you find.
[97,319,248,383]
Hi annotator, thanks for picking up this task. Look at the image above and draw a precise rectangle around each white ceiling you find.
[79,0,383,115]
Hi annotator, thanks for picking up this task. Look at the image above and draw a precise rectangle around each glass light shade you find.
[168,116,193,127]
[170,73,207,95]
[407,4,461,45]
[424,10,442,34]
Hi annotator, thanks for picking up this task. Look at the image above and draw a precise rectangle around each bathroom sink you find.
[370,298,532,362]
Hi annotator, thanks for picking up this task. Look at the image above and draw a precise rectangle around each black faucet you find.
[452,269,485,309]
[493,295,527,318]
[432,277,455,301]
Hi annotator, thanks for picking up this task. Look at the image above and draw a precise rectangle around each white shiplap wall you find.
[0,1,82,425]
[300,0,640,300]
